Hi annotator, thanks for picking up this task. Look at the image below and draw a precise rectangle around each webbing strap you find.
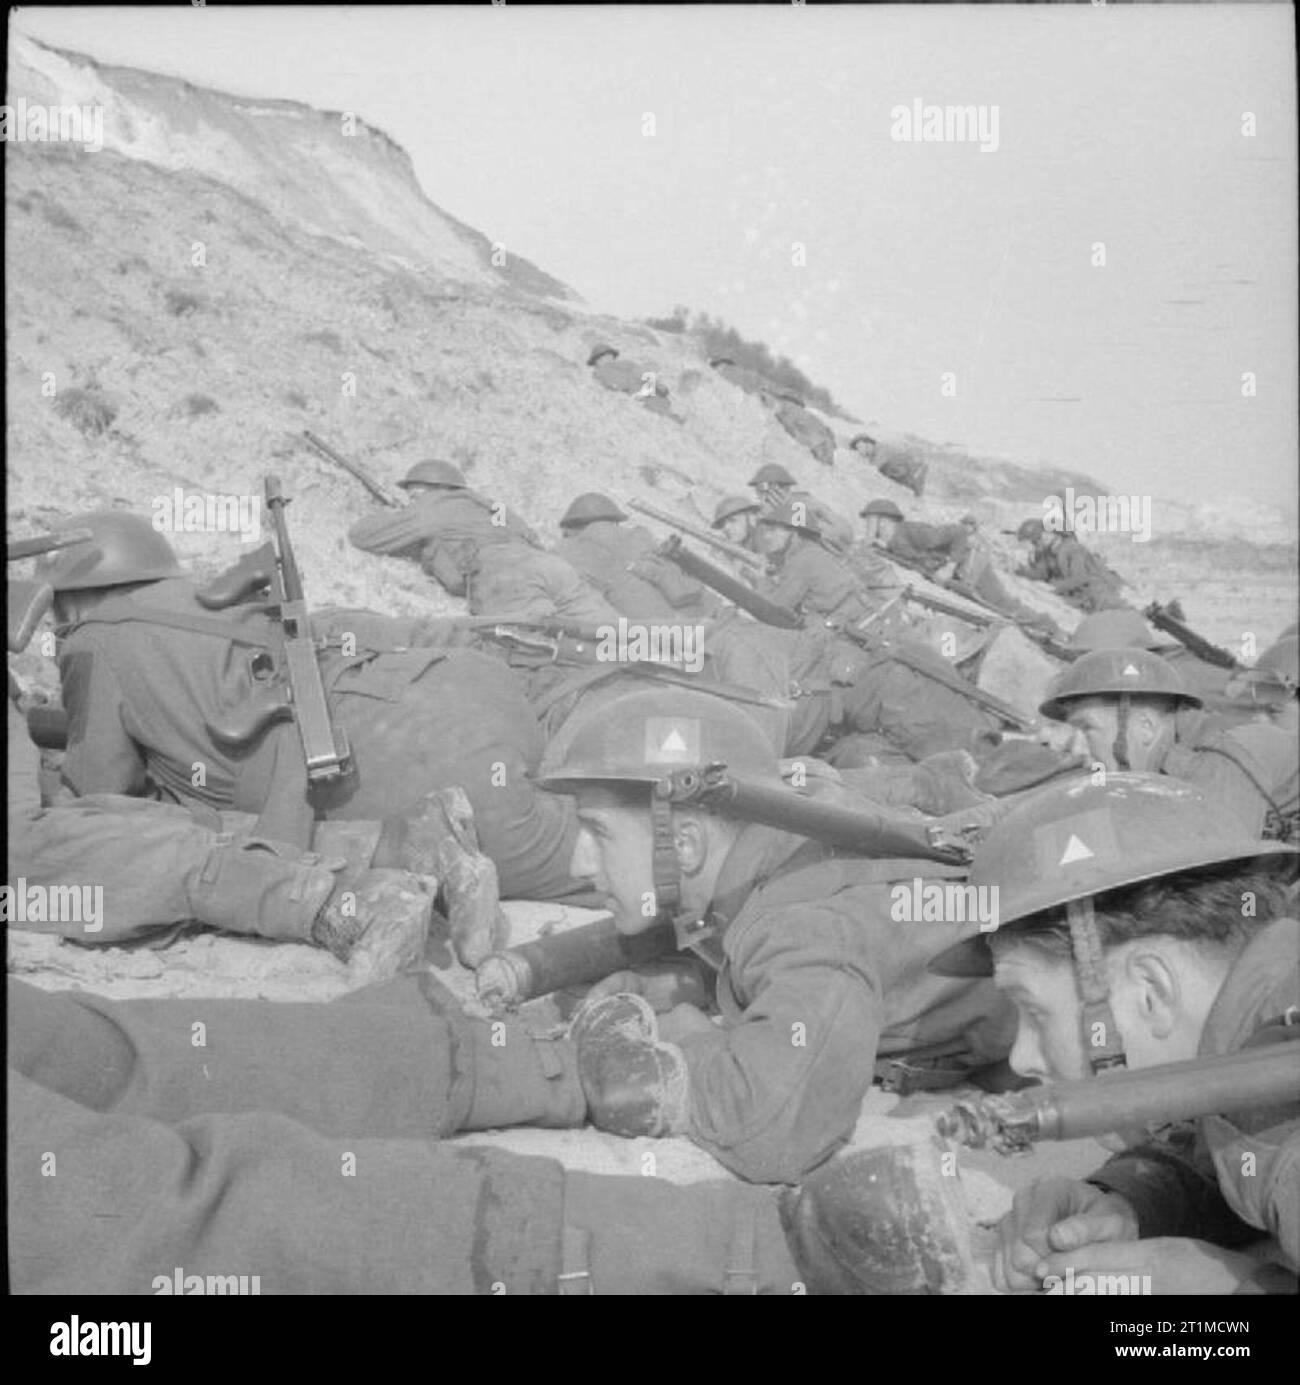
[69,599,279,649]
[649,788,682,924]
[1067,898,1126,1072]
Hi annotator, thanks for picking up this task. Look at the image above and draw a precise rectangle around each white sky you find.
[11,4,1298,513]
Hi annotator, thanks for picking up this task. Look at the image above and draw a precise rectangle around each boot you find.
[311,867,434,981]
[568,992,690,1138]
[398,786,509,968]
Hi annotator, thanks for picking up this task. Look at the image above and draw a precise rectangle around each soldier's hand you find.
[1034,1237,1266,1296]
[991,1177,1138,1293]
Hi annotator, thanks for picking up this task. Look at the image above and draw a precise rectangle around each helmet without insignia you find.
[398,459,466,490]
[35,512,184,592]
[559,493,629,529]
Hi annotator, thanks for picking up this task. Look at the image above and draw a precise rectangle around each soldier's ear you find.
[1119,946,1180,1042]
[673,814,709,876]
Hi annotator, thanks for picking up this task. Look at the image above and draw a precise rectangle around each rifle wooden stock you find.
[938,1039,1300,1154]
[659,536,803,629]
[629,498,766,571]
[476,916,680,1009]
[1145,601,1243,671]
[665,767,973,865]
[6,528,94,562]
[302,430,405,508]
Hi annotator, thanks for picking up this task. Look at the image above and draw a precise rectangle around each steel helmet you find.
[859,498,903,521]
[849,434,877,450]
[709,356,736,369]
[1067,609,1165,653]
[757,498,822,538]
[1039,647,1202,721]
[559,493,628,529]
[712,495,760,528]
[931,772,1297,980]
[1249,634,1298,690]
[397,459,466,490]
[35,512,184,592]
[1012,517,1046,542]
[536,686,781,794]
[748,463,797,488]
[587,343,619,366]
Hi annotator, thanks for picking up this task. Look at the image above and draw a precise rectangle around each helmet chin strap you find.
[1067,898,1127,1072]
[1111,693,1131,771]
[650,781,717,950]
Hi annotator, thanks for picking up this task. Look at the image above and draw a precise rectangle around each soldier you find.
[1225,634,1299,842]
[860,499,971,580]
[948,515,1064,638]
[1011,517,1126,613]
[761,389,836,467]
[1039,647,1296,840]
[10,971,972,1294]
[708,354,767,397]
[587,343,677,418]
[347,458,538,567]
[755,501,876,628]
[424,525,621,628]
[557,492,715,621]
[932,773,1298,1294]
[849,434,928,499]
[747,463,853,553]
[536,687,1015,1183]
[35,511,590,915]
[711,494,761,554]
[1067,607,1246,722]
[7,792,441,975]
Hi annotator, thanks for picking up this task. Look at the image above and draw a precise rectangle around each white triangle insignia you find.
[1122,663,1141,677]
[1059,834,1094,866]
[659,729,689,754]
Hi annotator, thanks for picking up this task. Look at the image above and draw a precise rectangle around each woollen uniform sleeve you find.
[347,506,433,557]
[676,901,881,1184]
[58,638,148,798]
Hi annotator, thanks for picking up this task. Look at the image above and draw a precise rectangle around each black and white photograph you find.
[4,0,1297,1340]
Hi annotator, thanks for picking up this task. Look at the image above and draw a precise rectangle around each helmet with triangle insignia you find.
[1039,646,1202,721]
[535,686,781,792]
[931,771,1296,980]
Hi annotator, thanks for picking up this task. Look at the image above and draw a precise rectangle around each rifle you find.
[301,430,406,508]
[662,764,974,865]
[6,528,95,562]
[199,477,353,786]
[628,498,766,572]
[7,529,94,654]
[835,621,1038,733]
[477,916,681,1010]
[937,1037,1300,1156]
[1145,600,1243,671]
[473,621,790,711]
[658,535,803,629]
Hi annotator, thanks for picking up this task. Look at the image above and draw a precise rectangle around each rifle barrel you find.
[939,1041,1300,1152]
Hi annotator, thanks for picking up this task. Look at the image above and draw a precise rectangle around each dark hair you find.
[991,864,1294,965]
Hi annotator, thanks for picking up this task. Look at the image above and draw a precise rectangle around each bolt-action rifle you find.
[302,430,406,508]
[629,498,766,572]
[1145,600,1244,671]
[937,1037,1300,1156]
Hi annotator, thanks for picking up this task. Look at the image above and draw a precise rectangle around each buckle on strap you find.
[723,1201,758,1295]
[557,1225,593,1295]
